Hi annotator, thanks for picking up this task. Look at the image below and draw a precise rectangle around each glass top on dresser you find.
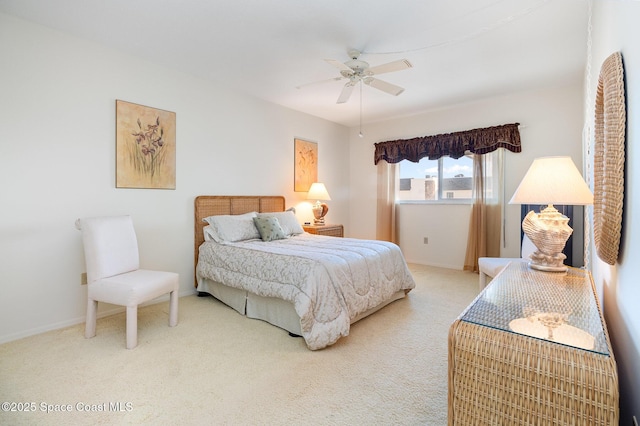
[461,261,609,355]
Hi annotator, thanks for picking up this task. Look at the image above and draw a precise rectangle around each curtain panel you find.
[463,150,504,272]
[376,162,398,243]
[373,123,521,164]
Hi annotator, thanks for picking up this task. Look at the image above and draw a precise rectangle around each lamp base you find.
[522,205,573,273]
[312,202,328,226]
[528,252,568,272]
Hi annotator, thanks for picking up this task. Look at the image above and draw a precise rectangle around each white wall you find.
[397,203,472,269]
[590,1,640,422]
[349,82,585,268]
[0,14,350,343]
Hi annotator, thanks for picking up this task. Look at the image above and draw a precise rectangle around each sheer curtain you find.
[463,149,504,272]
[376,161,398,243]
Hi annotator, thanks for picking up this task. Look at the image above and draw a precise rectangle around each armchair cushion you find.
[88,269,179,307]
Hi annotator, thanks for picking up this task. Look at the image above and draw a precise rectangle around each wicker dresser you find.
[303,224,343,237]
[448,261,618,425]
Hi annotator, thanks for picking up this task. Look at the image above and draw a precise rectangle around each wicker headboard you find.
[193,195,286,286]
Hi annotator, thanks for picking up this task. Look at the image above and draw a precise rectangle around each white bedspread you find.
[196,233,415,350]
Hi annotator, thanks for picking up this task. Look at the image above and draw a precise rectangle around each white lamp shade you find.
[307,182,331,201]
[509,156,593,206]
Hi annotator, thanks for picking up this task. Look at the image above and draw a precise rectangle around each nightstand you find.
[303,224,343,237]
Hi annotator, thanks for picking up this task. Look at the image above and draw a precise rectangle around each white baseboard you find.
[0,289,195,345]
[405,259,464,270]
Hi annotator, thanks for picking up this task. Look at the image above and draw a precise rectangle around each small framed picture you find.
[294,138,317,192]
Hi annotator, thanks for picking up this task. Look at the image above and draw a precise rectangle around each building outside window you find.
[398,155,474,201]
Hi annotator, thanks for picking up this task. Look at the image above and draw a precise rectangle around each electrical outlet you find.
[423,237,428,244]
[80,272,87,285]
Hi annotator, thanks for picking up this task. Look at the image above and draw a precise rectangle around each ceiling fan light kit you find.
[302,50,412,104]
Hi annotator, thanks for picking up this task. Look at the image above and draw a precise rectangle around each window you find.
[398,155,474,201]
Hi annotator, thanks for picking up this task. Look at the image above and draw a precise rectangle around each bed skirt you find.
[197,277,408,338]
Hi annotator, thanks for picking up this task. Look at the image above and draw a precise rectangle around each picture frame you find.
[116,100,176,189]
[294,138,317,192]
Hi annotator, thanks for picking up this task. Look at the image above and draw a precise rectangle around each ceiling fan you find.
[298,49,413,104]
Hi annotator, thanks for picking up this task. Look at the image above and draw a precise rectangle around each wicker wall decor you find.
[593,52,626,265]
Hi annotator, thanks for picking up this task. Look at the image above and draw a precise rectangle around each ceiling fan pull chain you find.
[359,80,364,138]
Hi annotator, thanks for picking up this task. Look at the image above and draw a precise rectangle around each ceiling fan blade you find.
[364,77,405,96]
[325,58,354,74]
[337,82,356,104]
[296,76,344,90]
[367,59,412,76]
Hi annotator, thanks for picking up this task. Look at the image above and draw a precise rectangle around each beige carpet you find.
[0,264,478,426]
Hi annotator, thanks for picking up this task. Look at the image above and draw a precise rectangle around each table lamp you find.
[509,156,593,272]
[307,182,331,225]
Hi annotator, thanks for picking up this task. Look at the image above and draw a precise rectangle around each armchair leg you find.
[126,305,138,349]
[85,299,98,339]
[169,290,178,327]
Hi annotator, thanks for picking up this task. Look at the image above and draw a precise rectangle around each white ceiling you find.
[0,0,589,127]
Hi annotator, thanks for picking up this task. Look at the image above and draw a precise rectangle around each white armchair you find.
[478,234,536,290]
[76,215,179,349]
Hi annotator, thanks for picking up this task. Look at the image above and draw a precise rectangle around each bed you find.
[194,195,416,350]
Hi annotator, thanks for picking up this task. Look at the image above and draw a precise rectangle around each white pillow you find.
[202,212,259,243]
[256,210,304,236]
[202,225,217,242]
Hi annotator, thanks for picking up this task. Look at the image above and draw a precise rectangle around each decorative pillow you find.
[202,212,259,243]
[253,216,286,242]
[256,210,304,236]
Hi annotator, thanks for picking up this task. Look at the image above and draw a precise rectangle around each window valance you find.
[373,123,521,165]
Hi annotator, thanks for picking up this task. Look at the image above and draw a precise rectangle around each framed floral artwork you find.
[116,100,176,189]
[294,138,317,192]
